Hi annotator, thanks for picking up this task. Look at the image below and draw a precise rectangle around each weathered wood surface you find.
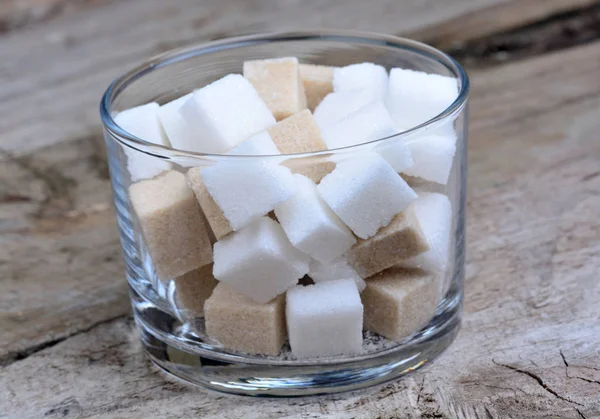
[0,0,520,156]
[1,0,600,417]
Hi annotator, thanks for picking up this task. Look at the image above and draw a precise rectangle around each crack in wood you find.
[560,349,570,367]
[443,2,600,68]
[492,359,584,407]
[0,314,128,367]
[559,350,600,387]
[0,194,31,203]
[416,376,426,405]
[581,171,600,182]
[570,376,600,387]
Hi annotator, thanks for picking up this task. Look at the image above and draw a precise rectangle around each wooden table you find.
[1,1,599,417]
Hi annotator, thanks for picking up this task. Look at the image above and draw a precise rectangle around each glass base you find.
[134,288,461,396]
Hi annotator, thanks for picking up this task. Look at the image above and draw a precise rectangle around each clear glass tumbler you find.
[100,30,468,396]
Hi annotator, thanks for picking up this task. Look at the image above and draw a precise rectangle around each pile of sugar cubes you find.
[119,57,458,358]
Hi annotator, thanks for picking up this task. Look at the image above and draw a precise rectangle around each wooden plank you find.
[408,0,599,49]
[439,1,600,69]
[0,135,130,364]
[2,37,600,419]
[0,0,580,156]
[0,0,117,33]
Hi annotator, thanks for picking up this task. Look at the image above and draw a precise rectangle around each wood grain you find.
[0,135,129,365]
[408,0,599,49]
[2,33,600,418]
[0,0,117,33]
[0,0,573,156]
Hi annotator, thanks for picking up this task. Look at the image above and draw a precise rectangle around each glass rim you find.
[99,29,469,161]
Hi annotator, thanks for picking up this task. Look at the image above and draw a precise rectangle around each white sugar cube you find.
[321,102,412,172]
[399,193,452,273]
[201,159,297,231]
[157,93,198,152]
[114,103,171,182]
[333,63,388,100]
[286,279,363,357]
[321,102,397,149]
[401,133,457,184]
[374,139,414,174]
[385,68,458,129]
[317,152,417,239]
[213,217,310,303]
[228,131,280,155]
[179,74,275,153]
[313,90,374,128]
[309,257,366,292]
[275,175,356,263]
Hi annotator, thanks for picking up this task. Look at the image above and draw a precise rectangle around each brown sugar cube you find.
[299,64,334,111]
[347,208,429,278]
[173,263,218,318]
[282,156,336,184]
[243,57,307,120]
[267,109,327,154]
[362,268,442,340]
[129,171,213,280]
[267,109,333,182]
[204,282,287,355]
[186,168,233,240]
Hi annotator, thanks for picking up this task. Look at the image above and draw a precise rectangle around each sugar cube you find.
[398,193,452,273]
[179,74,275,153]
[320,101,397,149]
[129,171,213,279]
[385,68,458,129]
[347,208,429,278]
[299,64,334,111]
[114,103,171,182]
[228,131,280,155]
[157,93,198,151]
[286,279,363,357]
[186,168,233,240]
[281,156,336,184]
[266,109,327,154]
[333,63,388,100]
[267,109,333,182]
[320,102,412,172]
[317,152,417,239]
[362,268,442,340]
[198,157,297,231]
[308,257,366,292]
[401,133,457,184]
[275,175,356,263]
[313,90,374,128]
[213,217,310,303]
[173,263,217,318]
[205,282,286,355]
[244,57,307,120]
